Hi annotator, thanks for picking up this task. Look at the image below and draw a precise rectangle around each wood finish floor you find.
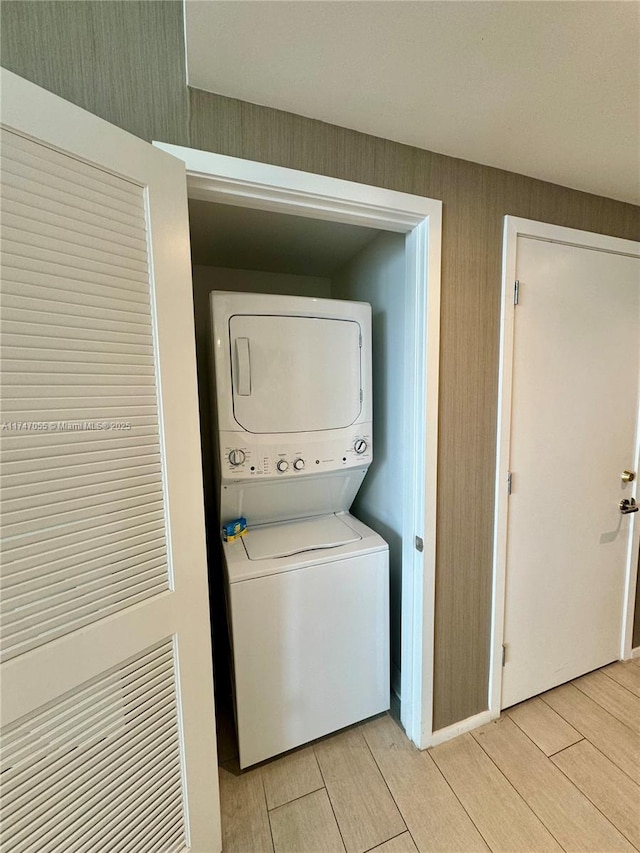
[217,659,640,853]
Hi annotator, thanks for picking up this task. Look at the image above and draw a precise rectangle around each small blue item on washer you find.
[223,517,247,542]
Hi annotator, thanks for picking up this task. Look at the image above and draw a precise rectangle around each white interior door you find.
[0,70,220,851]
[501,234,640,709]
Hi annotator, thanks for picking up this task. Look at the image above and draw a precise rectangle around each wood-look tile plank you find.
[262,746,324,810]
[507,696,583,756]
[573,670,640,733]
[542,683,640,784]
[473,716,633,852]
[362,715,488,853]
[602,660,640,697]
[552,739,640,849]
[270,789,345,853]
[314,726,406,853]
[430,733,561,852]
[219,765,274,853]
[368,832,419,853]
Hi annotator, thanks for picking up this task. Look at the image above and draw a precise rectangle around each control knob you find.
[354,439,368,455]
[293,458,305,471]
[276,459,289,473]
[228,449,246,466]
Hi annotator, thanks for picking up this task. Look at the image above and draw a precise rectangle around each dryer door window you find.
[229,315,362,433]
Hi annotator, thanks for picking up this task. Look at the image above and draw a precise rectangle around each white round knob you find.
[228,449,246,466]
[354,439,368,454]
[293,458,305,471]
[276,459,289,472]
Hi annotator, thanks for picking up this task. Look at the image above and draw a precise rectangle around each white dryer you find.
[210,292,374,525]
[210,292,389,767]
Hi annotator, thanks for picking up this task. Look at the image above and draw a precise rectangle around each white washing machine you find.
[210,292,390,767]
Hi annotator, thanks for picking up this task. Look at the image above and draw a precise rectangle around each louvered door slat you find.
[4,403,157,422]
[2,652,173,767]
[3,364,155,383]
[3,548,166,612]
[2,490,163,538]
[1,137,143,211]
[113,797,183,853]
[2,652,172,758]
[2,192,149,247]
[2,531,164,586]
[3,483,163,532]
[85,782,183,853]
[2,649,173,764]
[4,686,176,800]
[13,755,182,853]
[1,435,160,467]
[4,263,151,302]
[1,349,155,368]
[2,323,154,347]
[5,382,156,399]
[2,268,151,306]
[4,207,147,256]
[1,640,186,853]
[3,270,151,310]
[3,465,161,502]
[1,129,143,202]
[3,556,167,621]
[3,224,149,272]
[2,453,160,487]
[2,509,164,562]
[3,580,170,658]
[2,169,144,227]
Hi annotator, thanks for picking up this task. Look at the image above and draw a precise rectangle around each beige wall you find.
[2,0,639,730]
[189,89,640,729]
[0,0,189,145]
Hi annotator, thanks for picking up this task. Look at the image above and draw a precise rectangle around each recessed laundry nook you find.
[188,198,416,765]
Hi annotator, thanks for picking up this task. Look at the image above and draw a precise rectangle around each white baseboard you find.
[426,649,640,750]
[426,709,497,748]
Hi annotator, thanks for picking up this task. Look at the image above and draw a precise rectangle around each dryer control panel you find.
[218,427,372,481]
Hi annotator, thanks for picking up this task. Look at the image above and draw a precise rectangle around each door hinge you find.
[415,536,424,553]
[502,644,507,667]
[507,472,513,495]
[359,333,363,348]
[360,388,363,403]
[514,280,520,305]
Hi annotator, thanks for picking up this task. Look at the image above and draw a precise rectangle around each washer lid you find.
[243,514,361,560]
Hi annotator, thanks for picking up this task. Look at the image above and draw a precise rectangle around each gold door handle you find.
[621,470,636,483]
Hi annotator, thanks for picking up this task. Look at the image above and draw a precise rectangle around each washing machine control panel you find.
[219,427,373,480]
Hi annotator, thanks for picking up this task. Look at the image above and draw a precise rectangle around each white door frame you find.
[490,215,640,715]
[155,142,442,749]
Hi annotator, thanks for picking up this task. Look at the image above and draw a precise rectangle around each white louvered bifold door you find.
[0,70,220,853]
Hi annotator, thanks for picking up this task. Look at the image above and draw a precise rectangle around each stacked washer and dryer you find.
[210,291,389,768]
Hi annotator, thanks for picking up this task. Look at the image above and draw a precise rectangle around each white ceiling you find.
[185,1,640,205]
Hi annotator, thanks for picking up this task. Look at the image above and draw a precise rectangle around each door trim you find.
[491,216,640,716]
[155,142,442,749]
